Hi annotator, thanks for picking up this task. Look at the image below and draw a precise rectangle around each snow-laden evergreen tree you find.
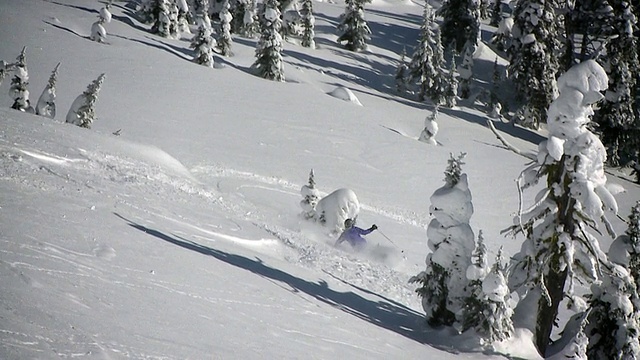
[66,73,106,129]
[35,63,60,119]
[407,4,438,102]
[410,153,475,327]
[137,0,160,24]
[336,0,371,52]
[91,2,112,43]
[491,15,513,52]
[592,0,639,168]
[461,231,490,332]
[231,0,258,37]
[629,202,640,293]
[464,241,516,346]
[458,41,475,99]
[443,56,458,108]
[300,0,315,49]
[419,105,439,145]
[507,60,618,356]
[190,9,216,67]
[176,0,191,34]
[252,0,285,81]
[508,0,561,129]
[9,47,32,113]
[394,48,408,94]
[437,0,480,53]
[300,169,320,220]
[152,0,180,38]
[217,0,233,56]
[488,57,502,118]
[586,264,640,359]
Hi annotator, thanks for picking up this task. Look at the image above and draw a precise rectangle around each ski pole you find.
[378,229,404,253]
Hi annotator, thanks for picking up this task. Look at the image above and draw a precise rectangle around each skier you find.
[335,218,377,250]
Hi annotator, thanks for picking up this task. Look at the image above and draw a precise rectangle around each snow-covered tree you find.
[443,56,458,108]
[407,4,439,102]
[300,0,315,49]
[35,62,60,119]
[176,0,191,34]
[394,48,408,94]
[217,0,233,56]
[507,0,561,129]
[507,60,617,356]
[411,153,475,327]
[137,0,160,23]
[300,169,320,220]
[491,15,512,52]
[9,47,32,113]
[314,188,360,232]
[458,41,475,99]
[152,0,179,38]
[587,264,640,359]
[419,105,439,145]
[191,10,216,67]
[464,241,516,346]
[231,0,258,37]
[91,2,112,43]
[437,0,480,53]
[488,57,502,118]
[336,0,371,52]
[252,0,285,81]
[629,202,640,292]
[66,73,106,129]
[592,0,639,168]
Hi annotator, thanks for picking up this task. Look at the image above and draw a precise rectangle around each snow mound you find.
[328,86,363,106]
[314,188,360,232]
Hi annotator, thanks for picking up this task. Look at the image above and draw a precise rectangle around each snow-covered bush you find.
[507,60,618,355]
[35,63,60,119]
[252,0,285,81]
[9,47,32,113]
[300,169,320,220]
[66,73,106,129]
[411,153,475,326]
[91,2,112,43]
[418,106,439,145]
[314,188,360,232]
[191,9,216,67]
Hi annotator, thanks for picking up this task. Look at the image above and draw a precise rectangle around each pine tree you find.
[461,231,490,332]
[410,153,475,327]
[91,2,112,43]
[336,0,371,52]
[300,0,315,49]
[66,73,106,129]
[137,0,161,24]
[300,169,320,219]
[394,48,408,94]
[407,4,438,102]
[176,0,191,35]
[9,47,32,113]
[153,0,179,38]
[443,56,458,108]
[507,60,617,356]
[217,0,233,56]
[488,57,502,118]
[627,201,640,295]
[477,247,515,345]
[508,0,561,129]
[592,0,639,168]
[253,0,285,81]
[35,63,60,119]
[458,41,474,99]
[437,0,480,53]
[0,60,16,87]
[190,10,216,67]
[587,264,640,359]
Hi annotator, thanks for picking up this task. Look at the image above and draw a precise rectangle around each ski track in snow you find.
[3,141,423,318]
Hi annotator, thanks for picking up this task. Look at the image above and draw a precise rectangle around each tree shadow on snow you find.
[114,213,474,354]
[43,20,90,40]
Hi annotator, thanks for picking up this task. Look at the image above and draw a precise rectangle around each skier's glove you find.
[371,224,378,230]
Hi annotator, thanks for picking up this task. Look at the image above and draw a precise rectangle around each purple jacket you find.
[336,226,374,248]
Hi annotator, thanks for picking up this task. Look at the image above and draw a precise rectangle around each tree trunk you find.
[535,254,568,356]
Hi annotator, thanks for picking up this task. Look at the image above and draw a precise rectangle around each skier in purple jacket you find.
[335,218,377,250]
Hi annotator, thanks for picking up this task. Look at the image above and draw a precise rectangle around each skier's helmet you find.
[344,218,354,229]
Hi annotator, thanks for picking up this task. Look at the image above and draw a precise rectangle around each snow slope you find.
[0,0,637,359]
